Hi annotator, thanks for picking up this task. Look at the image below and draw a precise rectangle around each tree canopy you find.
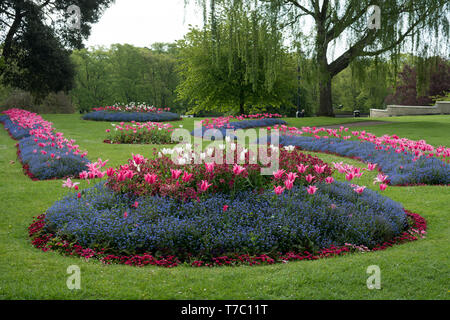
[0,0,114,99]
[187,0,450,116]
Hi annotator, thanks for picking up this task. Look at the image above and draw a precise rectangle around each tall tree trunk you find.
[317,68,334,117]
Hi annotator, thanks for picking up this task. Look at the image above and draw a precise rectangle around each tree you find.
[176,5,296,115]
[0,0,114,99]
[188,0,449,116]
[385,56,450,105]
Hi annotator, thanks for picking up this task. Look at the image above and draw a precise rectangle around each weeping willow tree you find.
[177,1,296,114]
[187,0,450,116]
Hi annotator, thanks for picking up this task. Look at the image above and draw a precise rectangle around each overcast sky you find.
[86,0,204,48]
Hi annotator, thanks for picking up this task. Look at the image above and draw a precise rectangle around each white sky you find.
[86,0,205,48]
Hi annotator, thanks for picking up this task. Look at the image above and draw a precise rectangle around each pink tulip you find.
[223,205,229,212]
[367,163,377,171]
[373,173,388,184]
[132,153,145,165]
[353,186,366,194]
[273,169,286,179]
[171,169,182,179]
[380,183,388,191]
[274,185,285,195]
[233,164,246,176]
[182,171,193,183]
[205,162,215,173]
[124,211,128,218]
[314,164,326,174]
[77,192,81,199]
[132,201,139,208]
[305,174,315,183]
[199,180,212,192]
[345,172,355,181]
[79,171,88,179]
[296,164,309,173]
[286,172,298,181]
[106,168,116,177]
[306,185,318,195]
[325,176,334,184]
[284,179,294,190]
[144,173,158,184]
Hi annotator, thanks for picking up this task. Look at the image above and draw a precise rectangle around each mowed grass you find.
[0,114,449,300]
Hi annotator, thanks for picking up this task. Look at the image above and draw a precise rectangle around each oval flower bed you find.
[1,109,90,180]
[29,145,426,267]
[82,104,181,122]
[104,122,175,145]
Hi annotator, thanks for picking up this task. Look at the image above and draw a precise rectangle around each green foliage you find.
[0,0,115,99]
[70,44,180,113]
[176,6,297,115]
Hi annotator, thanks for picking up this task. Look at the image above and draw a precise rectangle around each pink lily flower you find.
[286,172,298,181]
[233,164,246,176]
[171,169,182,179]
[205,162,215,173]
[367,163,377,171]
[273,169,286,179]
[199,180,212,192]
[353,186,366,194]
[380,183,388,191]
[182,171,193,183]
[284,179,294,190]
[306,185,318,195]
[144,173,158,184]
[314,164,327,174]
[296,164,309,174]
[325,176,334,184]
[305,174,315,183]
[274,185,285,195]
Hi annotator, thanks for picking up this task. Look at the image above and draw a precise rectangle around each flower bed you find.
[29,181,426,267]
[272,135,450,186]
[0,109,90,180]
[92,102,171,113]
[82,111,181,122]
[104,146,333,202]
[191,117,287,140]
[104,122,175,144]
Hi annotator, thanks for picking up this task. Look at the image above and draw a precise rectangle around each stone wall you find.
[370,101,450,117]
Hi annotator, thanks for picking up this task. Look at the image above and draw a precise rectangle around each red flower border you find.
[28,209,426,268]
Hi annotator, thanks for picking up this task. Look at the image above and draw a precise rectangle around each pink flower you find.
[62,178,80,189]
[77,192,81,199]
[296,164,309,174]
[373,173,388,184]
[124,211,128,218]
[353,186,366,194]
[106,168,116,177]
[223,205,229,212]
[325,176,334,184]
[144,173,158,184]
[171,169,182,179]
[233,164,246,176]
[273,169,286,179]
[379,183,388,191]
[105,129,110,133]
[132,201,139,208]
[79,171,88,179]
[345,172,355,181]
[199,180,212,192]
[306,185,318,195]
[284,179,294,190]
[367,163,377,171]
[314,164,326,174]
[205,162,215,173]
[274,185,285,195]
[330,203,337,209]
[132,153,145,165]
[305,174,315,183]
[286,172,298,181]
[182,171,193,183]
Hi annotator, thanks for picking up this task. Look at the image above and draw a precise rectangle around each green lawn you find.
[0,114,449,299]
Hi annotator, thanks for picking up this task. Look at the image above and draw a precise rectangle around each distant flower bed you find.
[1,109,90,180]
[92,102,171,113]
[29,181,425,267]
[104,121,175,144]
[83,110,181,122]
[191,116,287,139]
[271,135,450,186]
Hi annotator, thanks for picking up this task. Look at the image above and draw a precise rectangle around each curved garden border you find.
[28,209,426,268]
